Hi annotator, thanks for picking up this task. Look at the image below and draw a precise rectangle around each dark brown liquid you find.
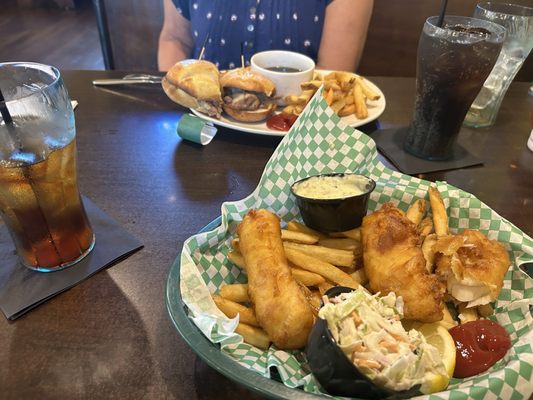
[265,66,302,73]
[404,26,502,160]
[0,139,94,270]
[446,24,491,36]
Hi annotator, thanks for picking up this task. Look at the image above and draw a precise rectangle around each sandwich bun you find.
[222,102,277,123]
[220,67,276,97]
[162,60,222,117]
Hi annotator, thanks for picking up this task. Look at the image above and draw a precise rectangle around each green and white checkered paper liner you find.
[179,88,533,399]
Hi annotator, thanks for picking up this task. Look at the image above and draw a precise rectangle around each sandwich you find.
[220,67,277,122]
[162,60,222,118]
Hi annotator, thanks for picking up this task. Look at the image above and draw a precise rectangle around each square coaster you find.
[370,127,483,175]
[0,196,143,320]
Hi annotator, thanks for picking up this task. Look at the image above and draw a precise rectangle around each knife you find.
[92,74,163,86]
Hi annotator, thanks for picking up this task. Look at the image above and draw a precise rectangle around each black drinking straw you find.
[240,42,245,68]
[437,0,449,27]
[0,88,13,125]
[198,30,211,60]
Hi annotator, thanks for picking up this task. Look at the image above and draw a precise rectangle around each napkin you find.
[0,196,143,320]
[370,127,483,175]
[179,88,533,399]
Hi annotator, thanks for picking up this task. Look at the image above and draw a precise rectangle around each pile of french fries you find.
[213,187,498,349]
[213,221,367,349]
[282,71,381,119]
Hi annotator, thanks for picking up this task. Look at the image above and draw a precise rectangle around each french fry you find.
[477,303,494,317]
[457,302,479,324]
[220,283,249,303]
[355,75,381,101]
[334,71,357,83]
[284,94,307,105]
[317,281,335,295]
[406,199,427,225]
[290,267,326,286]
[300,80,323,90]
[283,241,354,267]
[318,237,360,252]
[282,104,297,115]
[281,229,320,244]
[353,82,368,119]
[440,304,458,329]
[344,95,355,105]
[313,71,323,80]
[227,250,245,269]
[350,268,368,285]
[330,97,346,114]
[235,322,271,350]
[212,295,260,326]
[337,103,356,117]
[284,247,358,288]
[421,233,438,273]
[329,227,361,241]
[300,89,315,102]
[324,88,334,105]
[323,81,341,91]
[428,186,450,236]
[323,71,338,81]
[286,220,328,239]
[418,216,434,237]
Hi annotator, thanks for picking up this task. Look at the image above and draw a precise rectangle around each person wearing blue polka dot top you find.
[158,0,373,72]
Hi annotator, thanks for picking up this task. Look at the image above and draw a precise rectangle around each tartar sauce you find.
[292,174,370,199]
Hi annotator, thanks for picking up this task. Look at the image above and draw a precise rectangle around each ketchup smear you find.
[449,320,511,378]
[266,113,298,131]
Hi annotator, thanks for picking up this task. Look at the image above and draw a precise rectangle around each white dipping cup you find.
[251,50,315,106]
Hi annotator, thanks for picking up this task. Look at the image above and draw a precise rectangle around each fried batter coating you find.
[361,203,445,322]
[433,229,511,307]
[237,209,314,349]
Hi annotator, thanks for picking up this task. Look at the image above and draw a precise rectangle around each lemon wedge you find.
[417,322,457,393]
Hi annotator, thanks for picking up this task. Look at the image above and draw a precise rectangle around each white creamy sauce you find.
[293,175,369,199]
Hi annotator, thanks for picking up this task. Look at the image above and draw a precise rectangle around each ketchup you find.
[449,320,511,378]
[266,113,298,131]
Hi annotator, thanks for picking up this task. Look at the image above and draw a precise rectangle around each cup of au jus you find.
[251,50,315,106]
[290,173,376,233]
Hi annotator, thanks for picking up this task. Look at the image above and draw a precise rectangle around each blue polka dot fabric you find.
[171,0,332,70]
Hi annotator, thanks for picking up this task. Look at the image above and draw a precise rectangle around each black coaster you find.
[0,196,143,320]
[370,127,483,175]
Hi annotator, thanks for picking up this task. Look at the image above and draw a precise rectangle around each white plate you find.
[190,72,386,137]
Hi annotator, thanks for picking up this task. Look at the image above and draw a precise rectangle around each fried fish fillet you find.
[433,229,511,308]
[237,209,314,349]
[361,203,445,322]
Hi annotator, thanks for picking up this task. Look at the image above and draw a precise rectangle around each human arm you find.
[157,0,194,71]
[316,0,374,72]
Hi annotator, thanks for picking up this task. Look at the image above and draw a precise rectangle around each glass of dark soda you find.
[0,63,95,272]
[404,16,505,160]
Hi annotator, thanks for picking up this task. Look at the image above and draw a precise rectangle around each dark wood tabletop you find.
[1,70,532,399]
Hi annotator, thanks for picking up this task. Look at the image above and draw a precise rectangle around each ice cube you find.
[10,151,37,165]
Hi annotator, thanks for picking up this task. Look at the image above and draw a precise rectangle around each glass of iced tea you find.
[403,16,505,160]
[0,62,95,272]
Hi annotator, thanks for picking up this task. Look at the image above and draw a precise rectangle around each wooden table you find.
[1,71,532,399]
